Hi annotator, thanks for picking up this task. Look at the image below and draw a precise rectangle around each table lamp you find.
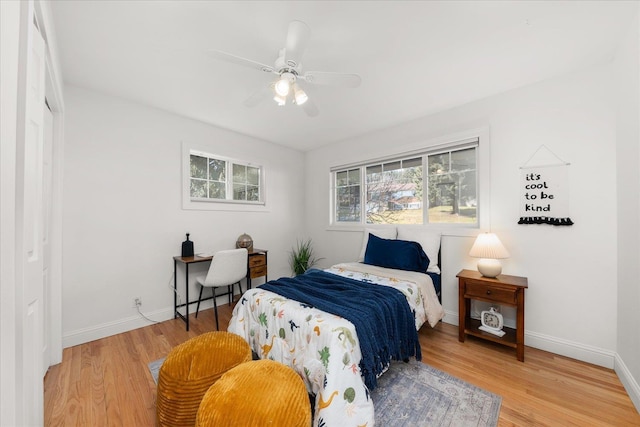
[469,232,510,278]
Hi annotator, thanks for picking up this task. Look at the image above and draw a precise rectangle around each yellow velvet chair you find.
[156,331,252,427]
[196,359,311,427]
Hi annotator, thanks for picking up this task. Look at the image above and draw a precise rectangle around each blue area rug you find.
[372,360,501,426]
[148,358,500,427]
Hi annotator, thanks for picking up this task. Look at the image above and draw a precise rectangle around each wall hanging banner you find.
[518,163,573,226]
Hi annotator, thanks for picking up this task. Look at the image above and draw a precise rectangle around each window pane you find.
[233,183,246,200]
[348,169,360,185]
[366,165,382,175]
[247,167,259,185]
[428,153,449,174]
[336,171,348,187]
[336,186,360,222]
[427,148,476,224]
[209,182,226,199]
[233,164,246,183]
[366,159,422,225]
[451,148,475,172]
[403,157,422,168]
[383,161,401,172]
[209,159,226,181]
[190,179,207,198]
[247,185,259,201]
[190,155,207,179]
[335,168,361,223]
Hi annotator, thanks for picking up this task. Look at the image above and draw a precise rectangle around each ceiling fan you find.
[209,20,362,117]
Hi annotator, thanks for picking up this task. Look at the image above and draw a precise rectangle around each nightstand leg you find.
[458,280,466,342]
[516,289,525,361]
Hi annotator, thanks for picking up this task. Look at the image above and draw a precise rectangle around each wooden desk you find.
[173,249,268,330]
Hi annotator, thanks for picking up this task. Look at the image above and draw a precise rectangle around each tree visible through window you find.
[427,147,477,224]
[335,168,361,222]
[332,142,477,225]
[190,152,262,203]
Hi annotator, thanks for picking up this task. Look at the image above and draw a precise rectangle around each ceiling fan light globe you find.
[274,78,290,97]
[294,85,308,105]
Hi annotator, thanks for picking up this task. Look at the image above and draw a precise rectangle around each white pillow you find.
[358,227,397,262]
[397,228,441,274]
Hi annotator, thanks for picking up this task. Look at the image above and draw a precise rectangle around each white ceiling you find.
[49,1,635,151]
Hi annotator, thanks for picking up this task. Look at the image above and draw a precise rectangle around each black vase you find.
[181,233,194,257]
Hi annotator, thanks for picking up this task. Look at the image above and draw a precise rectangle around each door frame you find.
[35,0,64,367]
[0,1,64,424]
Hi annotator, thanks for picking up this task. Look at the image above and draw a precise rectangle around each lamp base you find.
[477,259,502,278]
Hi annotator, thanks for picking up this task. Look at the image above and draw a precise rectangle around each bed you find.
[227,229,444,427]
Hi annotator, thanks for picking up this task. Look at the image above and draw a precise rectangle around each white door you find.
[42,104,53,375]
[17,17,46,425]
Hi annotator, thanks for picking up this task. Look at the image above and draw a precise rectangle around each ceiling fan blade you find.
[208,50,275,73]
[302,71,362,88]
[284,20,310,68]
[243,84,273,108]
[300,97,319,117]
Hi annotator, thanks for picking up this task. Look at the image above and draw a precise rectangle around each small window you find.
[331,139,478,226]
[187,149,264,206]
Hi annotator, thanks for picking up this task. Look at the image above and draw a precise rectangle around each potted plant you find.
[289,239,322,276]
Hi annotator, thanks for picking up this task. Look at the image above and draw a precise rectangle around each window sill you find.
[325,223,479,238]
[183,200,269,212]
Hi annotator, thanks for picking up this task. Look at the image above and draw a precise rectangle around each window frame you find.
[329,130,489,233]
[182,142,267,212]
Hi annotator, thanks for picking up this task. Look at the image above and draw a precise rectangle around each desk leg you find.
[185,263,190,331]
[173,259,178,319]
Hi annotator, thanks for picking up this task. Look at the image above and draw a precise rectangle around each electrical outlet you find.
[133,297,142,308]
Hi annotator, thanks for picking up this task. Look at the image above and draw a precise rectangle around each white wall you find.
[305,63,618,368]
[62,85,305,346]
[615,9,640,411]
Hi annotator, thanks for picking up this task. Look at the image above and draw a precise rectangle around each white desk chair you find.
[194,248,248,330]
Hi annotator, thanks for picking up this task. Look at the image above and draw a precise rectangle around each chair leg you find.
[195,285,204,318]
[228,285,232,306]
[213,295,219,331]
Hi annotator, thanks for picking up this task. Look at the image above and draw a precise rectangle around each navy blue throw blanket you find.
[260,269,421,391]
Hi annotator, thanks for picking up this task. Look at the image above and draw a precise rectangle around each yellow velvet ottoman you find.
[196,359,311,427]
[156,331,252,427]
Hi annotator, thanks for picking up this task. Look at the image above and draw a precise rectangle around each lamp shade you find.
[469,233,509,278]
[469,233,510,259]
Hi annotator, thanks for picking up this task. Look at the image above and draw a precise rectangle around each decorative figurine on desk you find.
[236,233,253,252]
[181,233,194,257]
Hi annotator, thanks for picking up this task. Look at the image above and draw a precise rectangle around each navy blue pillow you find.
[363,234,430,273]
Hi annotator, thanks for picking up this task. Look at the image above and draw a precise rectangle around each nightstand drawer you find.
[249,254,266,268]
[465,280,517,304]
[249,265,267,279]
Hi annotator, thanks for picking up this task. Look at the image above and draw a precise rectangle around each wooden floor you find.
[44,303,640,426]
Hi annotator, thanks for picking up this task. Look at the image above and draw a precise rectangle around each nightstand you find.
[457,269,528,361]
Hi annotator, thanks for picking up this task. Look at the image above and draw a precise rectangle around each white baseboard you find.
[62,307,174,348]
[442,315,616,369]
[524,330,615,369]
[61,299,218,349]
[615,353,640,413]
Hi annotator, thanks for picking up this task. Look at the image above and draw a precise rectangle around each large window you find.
[332,139,478,226]
[189,150,262,203]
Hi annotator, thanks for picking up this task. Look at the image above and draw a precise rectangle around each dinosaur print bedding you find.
[227,262,444,427]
